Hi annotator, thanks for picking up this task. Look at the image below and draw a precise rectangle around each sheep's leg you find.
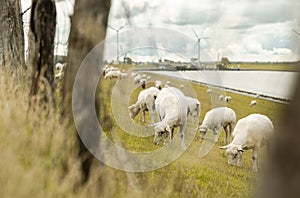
[223,124,229,144]
[142,110,145,123]
[252,149,259,172]
[148,104,155,124]
[179,120,187,150]
[213,128,219,143]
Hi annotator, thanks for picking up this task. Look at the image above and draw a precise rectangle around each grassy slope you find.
[228,62,299,71]
[0,67,287,198]
[96,71,287,197]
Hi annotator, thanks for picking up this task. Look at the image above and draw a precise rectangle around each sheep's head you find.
[128,105,141,119]
[198,125,208,139]
[153,125,171,145]
[220,144,243,167]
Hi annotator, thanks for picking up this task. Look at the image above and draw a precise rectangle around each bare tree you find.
[62,0,111,183]
[0,0,25,69]
[28,0,56,109]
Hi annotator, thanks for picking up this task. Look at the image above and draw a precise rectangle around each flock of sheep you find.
[103,66,274,172]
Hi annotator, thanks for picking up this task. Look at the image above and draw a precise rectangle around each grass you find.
[228,62,299,71]
[0,66,288,197]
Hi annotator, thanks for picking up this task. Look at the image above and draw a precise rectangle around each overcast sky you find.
[21,0,300,62]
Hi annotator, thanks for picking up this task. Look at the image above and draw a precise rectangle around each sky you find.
[21,0,300,62]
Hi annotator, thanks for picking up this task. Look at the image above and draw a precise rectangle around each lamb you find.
[128,87,160,124]
[220,114,274,172]
[185,96,201,124]
[198,107,236,144]
[152,87,188,150]
[250,100,257,107]
[155,80,163,90]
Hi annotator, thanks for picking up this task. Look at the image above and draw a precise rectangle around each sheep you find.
[55,71,64,81]
[250,100,257,107]
[198,107,236,144]
[55,63,64,71]
[104,70,121,79]
[140,78,147,89]
[131,71,138,78]
[128,87,160,124]
[146,75,152,80]
[180,84,184,89]
[152,87,188,150]
[220,114,274,172]
[133,74,142,84]
[207,89,212,94]
[219,95,224,101]
[166,81,171,86]
[225,96,232,102]
[185,96,201,124]
[155,80,163,90]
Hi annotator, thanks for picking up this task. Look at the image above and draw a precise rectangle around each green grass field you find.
[0,67,288,197]
[228,62,299,71]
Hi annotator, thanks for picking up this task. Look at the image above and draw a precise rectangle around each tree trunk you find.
[0,0,25,69]
[258,64,300,197]
[28,0,56,110]
[62,0,111,183]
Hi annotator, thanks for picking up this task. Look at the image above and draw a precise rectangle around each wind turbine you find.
[108,23,127,63]
[192,29,210,67]
[292,29,300,36]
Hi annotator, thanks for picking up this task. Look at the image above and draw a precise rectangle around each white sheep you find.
[198,107,236,144]
[185,96,201,124]
[225,96,232,102]
[140,78,147,89]
[165,81,171,86]
[180,84,184,89]
[131,71,138,78]
[128,87,160,124]
[220,114,274,172]
[250,100,257,107]
[207,89,212,94]
[104,70,121,79]
[133,74,142,84]
[219,95,224,101]
[152,87,188,150]
[155,80,163,90]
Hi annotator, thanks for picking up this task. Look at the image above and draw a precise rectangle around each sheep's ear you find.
[165,125,171,132]
[220,144,231,149]
[237,146,244,152]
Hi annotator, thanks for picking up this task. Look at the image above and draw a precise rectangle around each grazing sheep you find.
[120,72,128,79]
[198,107,236,144]
[225,96,232,102]
[155,80,163,90]
[140,78,147,89]
[166,81,171,86]
[250,100,257,107]
[146,75,152,80]
[152,87,188,150]
[220,114,274,172]
[133,74,142,84]
[128,87,160,124]
[185,96,201,124]
[104,70,121,79]
[207,89,212,94]
[219,95,224,101]
[180,84,184,89]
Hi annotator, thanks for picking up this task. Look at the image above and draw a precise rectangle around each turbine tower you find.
[108,23,127,63]
[192,29,210,68]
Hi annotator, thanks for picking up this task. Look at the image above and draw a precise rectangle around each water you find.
[147,70,299,101]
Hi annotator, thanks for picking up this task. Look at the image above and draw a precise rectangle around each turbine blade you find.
[192,29,199,39]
